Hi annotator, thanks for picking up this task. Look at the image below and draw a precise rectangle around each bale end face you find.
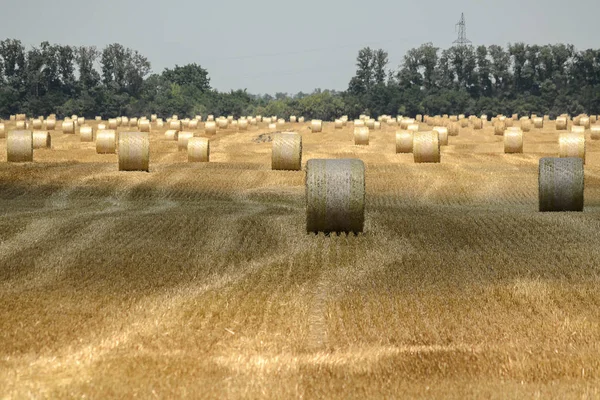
[539,157,584,212]
[306,159,365,234]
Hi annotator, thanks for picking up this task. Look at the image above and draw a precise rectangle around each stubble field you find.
[1,119,600,399]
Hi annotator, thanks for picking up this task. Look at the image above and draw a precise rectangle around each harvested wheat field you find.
[2,118,600,399]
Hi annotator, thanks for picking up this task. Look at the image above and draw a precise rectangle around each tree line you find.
[0,38,599,120]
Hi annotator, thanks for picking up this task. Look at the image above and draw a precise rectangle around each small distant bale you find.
[505,118,514,128]
[473,118,483,130]
[96,130,117,154]
[494,121,506,135]
[272,132,302,171]
[400,118,415,130]
[165,130,179,140]
[374,121,381,130]
[504,129,523,153]
[433,126,449,146]
[188,137,210,162]
[118,132,149,172]
[80,125,94,142]
[178,131,194,151]
[416,114,423,122]
[77,117,85,126]
[7,130,33,162]
[559,132,585,163]
[32,119,43,129]
[189,119,199,130]
[62,120,75,134]
[413,131,441,163]
[354,127,369,145]
[366,119,375,129]
[407,123,419,133]
[533,117,544,129]
[290,116,297,123]
[205,121,217,135]
[571,125,585,134]
[298,117,305,123]
[170,120,182,130]
[238,119,249,130]
[538,157,584,212]
[448,123,459,136]
[580,116,591,129]
[354,119,365,128]
[45,119,56,130]
[98,123,107,130]
[108,118,118,129]
[460,118,469,128]
[16,121,26,129]
[305,158,365,234]
[396,130,413,153]
[32,131,51,149]
[207,115,215,122]
[156,118,164,128]
[217,118,229,129]
[590,125,600,140]
[556,116,568,130]
[334,119,343,129]
[311,120,323,133]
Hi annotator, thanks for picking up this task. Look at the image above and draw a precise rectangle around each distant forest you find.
[0,39,599,120]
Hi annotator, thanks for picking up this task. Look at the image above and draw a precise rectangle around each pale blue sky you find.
[3,0,599,95]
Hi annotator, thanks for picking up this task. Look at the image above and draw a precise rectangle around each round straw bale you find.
[32,119,42,129]
[268,123,277,131]
[156,118,164,128]
[559,133,585,163]
[116,117,122,126]
[388,118,398,126]
[571,125,585,134]
[505,118,514,128]
[250,118,257,125]
[170,120,182,130]
[407,123,419,133]
[171,115,179,121]
[448,123,459,136]
[277,119,285,128]
[188,119,199,130]
[289,116,297,123]
[108,118,118,129]
[556,116,568,130]
[298,117,305,123]
[580,116,591,129]
[354,127,369,145]
[504,129,523,153]
[413,131,441,163]
[374,121,381,130]
[305,159,365,234]
[187,137,210,162]
[205,121,217,135]
[206,115,214,121]
[521,120,532,132]
[98,123,107,130]
[138,119,151,132]
[16,121,26,129]
[400,118,415,130]
[77,117,85,126]
[32,130,51,149]
[118,132,149,172]
[311,120,323,133]
[494,121,506,135]
[416,114,423,122]
[335,119,343,129]
[538,157,584,212]
[590,115,597,124]
[80,125,94,142]
[165,130,179,141]
[227,116,234,123]
[591,125,600,140]
[238,119,249,130]
[473,118,483,130]
[366,119,375,129]
[181,119,190,128]
[62,120,75,134]
[7,130,33,162]
[480,114,488,122]
[121,117,129,126]
[9,115,16,121]
[460,118,469,128]
[217,118,228,129]
[272,132,302,171]
[262,117,272,124]
[178,131,194,151]
[0,123,5,138]
[396,130,413,153]
[433,126,449,146]
[151,114,157,122]
[533,117,544,129]
[96,130,117,154]
[44,119,56,130]
[354,119,365,128]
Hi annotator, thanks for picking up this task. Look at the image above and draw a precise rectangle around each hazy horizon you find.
[3,0,600,95]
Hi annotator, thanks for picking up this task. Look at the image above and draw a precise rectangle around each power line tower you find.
[453,13,472,47]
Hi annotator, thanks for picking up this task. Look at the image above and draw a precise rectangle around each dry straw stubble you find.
[305,158,365,234]
[118,132,150,171]
[7,130,33,162]
[272,132,302,171]
[539,157,584,212]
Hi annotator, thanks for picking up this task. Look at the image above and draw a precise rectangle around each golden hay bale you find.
[116,117,122,126]
[400,118,415,130]
[374,121,381,130]
[77,117,85,126]
[448,123,459,136]
[591,125,600,140]
[494,121,506,135]
[118,132,149,172]
[151,114,157,122]
[139,119,151,132]
[504,129,523,153]
[98,123,107,130]
[108,118,118,129]
[590,115,597,124]
[177,131,194,151]
[45,119,56,130]
[396,130,413,153]
[556,116,568,130]
[268,123,277,131]
[205,121,217,135]
[298,117,305,123]
[290,116,297,123]
[165,129,179,141]
[571,125,585,134]
[207,115,214,122]
[277,119,285,128]
[62,120,75,134]
[580,116,591,129]
[354,119,365,128]
[217,118,229,129]
[413,131,441,163]
[171,115,179,121]
[559,133,585,163]
[533,117,544,129]
[334,119,343,129]
[354,127,369,145]
[449,115,458,122]
[250,118,257,125]
[505,118,514,128]
[187,137,210,162]
[181,118,190,128]
[7,130,33,162]
[238,119,249,130]
[305,158,365,234]
[227,116,234,123]
[432,126,449,146]
[121,116,129,126]
[481,114,488,122]
[521,120,532,132]
[32,119,43,129]
[189,119,200,129]
[311,120,323,132]
[16,121,26,129]
[538,157,584,212]
[156,118,164,128]
[9,115,15,121]
[0,123,5,138]
[96,130,117,154]
[32,131,51,149]
[416,114,423,122]
[512,113,518,120]
[473,118,483,130]
[170,120,182,130]
[263,117,272,124]
[460,118,469,128]
[80,125,94,142]
[366,119,375,129]
[387,118,398,126]
[407,123,419,133]
[272,132,302,171]
[16,114,27,121]
[127,117,137,127]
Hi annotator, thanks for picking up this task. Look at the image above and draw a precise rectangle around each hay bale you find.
[521,120,532,132]
[7,130,33,161]
[433,126,449,146]
[139,119,151,132]
[156,118,164,128]
[481,114,488,122]
[16,121,26,129]
[335,119,343,129]
[311,120,323,132]
[290,116,297,123]
[32,130,51,149]
[407,123,419,133]
[96,130,117,154]
[151,114,157,122]
[32,119,42,129]
[505,118,514,128]
[121,117,129,126]
[354,127,369,145]
[354,119,365,128]
[205,121,217,135]
[62,120,75,134]
[217,118,229,129]
[118,132,149,172]
[580,116,591,129]
[396,130,413,153]
[448,123,459,136]
[80,125,94,142]
[0,123,5,138]
[44,119,56,130]
[416,114,423,122]
[188,137,210,162]
[165,129,179,140]
[387,118,398,126]
[366,119,375,129]
[272,132,302,171]
[556,116,568,130]
[473,118,483,130]
[178,131,194,151]
[239,119,249,130]
[538,157,584,212]
[571,125,585,134]
[77,117,85,126]
[298,117,305,123]
[276,119,285,128]
[305,159,365,234]
[98,123,107,130]
[533,117,544,129]
[413,131,441,163]
[504,129,523,153]
[171,115,179,121]
[182,119,190,128]
[188,119,199,130]
[460,118,469,128]
[170,120,182,130]
[494,121,506,135]
[590,115,597,124]
[591,125,600,140]
[108,118,118,129]
[207,115,215,122]
[400,118,415,130]
[559,132,586,163]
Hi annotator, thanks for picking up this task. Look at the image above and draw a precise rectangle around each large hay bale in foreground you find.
[311,120,322,132]
[32,131,51,149]
[432,126,449,146]
[539,157,584,212]
[413,131,440,163]
[118,132,149,171]
[272,132,302,171]
[354,127,369,145]
[591,125,600,140]
[504,129,523,153]
[7,130,33,162]
[205,121,217,135]
[396,130,413,153]
[188,137,210,162]
[559,132,586,163]
[96,130,117,154]
[306,159,365,234]
[177,131,194,151]
[80,125,94,142]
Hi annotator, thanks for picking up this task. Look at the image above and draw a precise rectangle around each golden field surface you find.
[1,119,600,399]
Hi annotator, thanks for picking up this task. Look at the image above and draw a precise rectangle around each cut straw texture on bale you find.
[7,130,33,162]
[205,121,217,135]
[539,157,584,212]
[559,133,586,163]
[432,126,449,146]
[45,119,56,130]
[591,125,600,140]
[396,131,413,153]
[494,122,506,135]
[188,137,210,162]
[311,120,323,132]
[32,131,51,149]
[413,131,440,163]
[139,119,151,132]
[62,120,75,134]
[354,127,369,145]
[165,130,179,140]
[96,130,117,154]
[272,132,302,171]
[108,119,118,129]
[32,119,42,129]
[305,159,365,234]
[118,132,149,172]
[533,117,544,129]
[0,123,5,138]
[80,126,94,142]
[178,131,194,151]
[504,129,523,153]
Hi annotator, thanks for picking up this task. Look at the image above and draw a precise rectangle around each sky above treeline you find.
[4,0,600,95]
